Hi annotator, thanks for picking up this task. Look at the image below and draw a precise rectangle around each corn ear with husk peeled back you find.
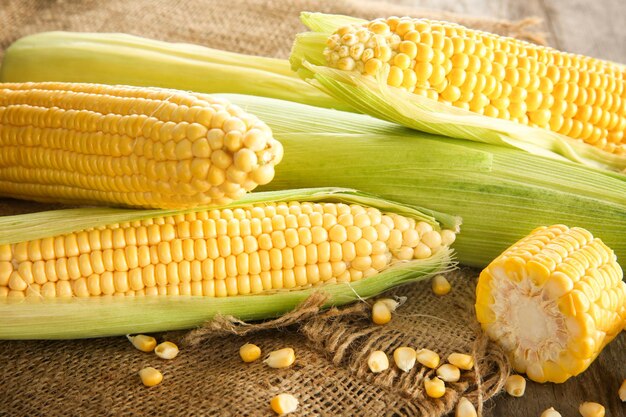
[0,188,459,339]
[476,225,626,383]
[216,94,626,268]
[290,12,626,172]
[0,31,347,111]
[0,82,283,209]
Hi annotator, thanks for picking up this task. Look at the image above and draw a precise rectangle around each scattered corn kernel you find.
[505,374,526,397]
[270,393,299,415]
[431,274,451,295]
[393,347,417,372]
[619,379,626,401]
[455,397,477,417]
[138,367,163,387]
[127,334,157,352]
[372,298,399,325]
[368,350,389,373]
[540,407,562,417]
[448,353,474,370]
[154,341,179,360]
[240,343,262,363]
[424,376,446,398]
[416,348,440,369]
[264,348,296,369]
[578,402,605,417]
[436,363,461,382]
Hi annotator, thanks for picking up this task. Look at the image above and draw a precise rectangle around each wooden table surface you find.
[388,1,626,416]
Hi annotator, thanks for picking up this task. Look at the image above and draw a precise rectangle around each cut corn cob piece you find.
[476,225,626,383]
[223,94,626,268]
[0,82,283,209]
[0,188,458,339]
[0,32,346,111]
[290,13,626,171]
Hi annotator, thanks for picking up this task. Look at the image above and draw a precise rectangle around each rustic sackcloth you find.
[0,1,545,416]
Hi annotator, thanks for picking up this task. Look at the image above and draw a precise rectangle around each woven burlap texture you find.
[0,0,543,415]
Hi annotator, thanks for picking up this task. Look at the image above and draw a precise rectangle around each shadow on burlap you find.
[0,0,543,415]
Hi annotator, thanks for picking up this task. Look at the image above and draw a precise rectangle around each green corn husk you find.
[0,188,457,339]
[290,12,626,172]
[0,31,349,111]
[216,94,626,267]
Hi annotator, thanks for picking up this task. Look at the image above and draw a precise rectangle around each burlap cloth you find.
[0,1,545,415]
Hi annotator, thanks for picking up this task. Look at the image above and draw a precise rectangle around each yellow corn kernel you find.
[240,343,262,363]
[504,374,526,397]
[367,350,389,373]
[455,397,477,417]
[127,334,157,352]
[138,367,163,387]
[393,347,417,372]
[372,298,399,324]
[436,363,461,382]
[324,18,626,156]
[154,341,179,360]
[540,407,562,417]
[424,376,446,398]
[448,353,475,370]
[0,82,283,209]
[578,402,605,417]
[620,379,626,401]
[476,225,626,383]
[264,348,295,369]
[416,348,440,369]
[431,274,451,295]
[270,393,299,415]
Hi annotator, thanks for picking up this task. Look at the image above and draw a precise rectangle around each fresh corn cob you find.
[0,32,346,111]
[0,188,458,339]
[475,225,626,383]
[221,94,626,268]
[291,13,626,171]
[0,82,283,209]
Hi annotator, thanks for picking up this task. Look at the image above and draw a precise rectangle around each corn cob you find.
[0,82,283,209]
[0,32,347,111]
[0,188,458,338]
[223,94,626,268]
[291,13,626,171]
[476,225,626,383]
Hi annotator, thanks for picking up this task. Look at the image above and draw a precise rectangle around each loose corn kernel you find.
[619,379,626,401]
[154,341,179,360]
[541,407,562,417]
[431,274,451,295]
[436,363,461,382]
[127,334,157,352]
[264,348,296,369]
[138,367,163,387]
[416,348,440,368]
[424,376,446,398]
[455,397,477,417]
[448,353,474,370]
[476,225,626,383]
[578,402,605,417]
[372,297,400,324]
[368,350,389,373]
[393,347,417,372]
[240,343,262,363]
[504,374,526,397]
[270,393,299,415]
